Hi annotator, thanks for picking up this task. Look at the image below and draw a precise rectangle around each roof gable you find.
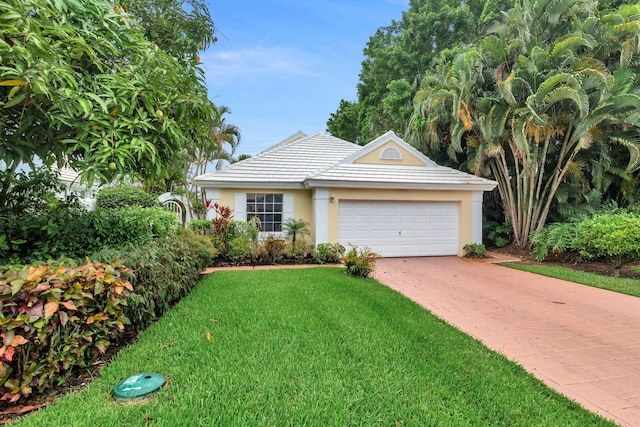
[342,131,437,167]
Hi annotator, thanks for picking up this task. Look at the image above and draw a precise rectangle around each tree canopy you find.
[0,0,217,208]
[329,0,514,143]
[408,0,640,247]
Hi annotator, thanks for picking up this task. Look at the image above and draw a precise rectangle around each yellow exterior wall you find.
[353,141,426,166]
[325,188,474,257]
[218,188,315,242]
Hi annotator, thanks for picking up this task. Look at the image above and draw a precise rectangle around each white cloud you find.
[201,46,316,80]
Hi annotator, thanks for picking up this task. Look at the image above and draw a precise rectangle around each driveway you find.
[375,256,640,427]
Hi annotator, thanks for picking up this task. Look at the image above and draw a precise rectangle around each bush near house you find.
[0,261,133,403]
[96,185,160,209]
[313,243,346,264]
[344,247,378,278]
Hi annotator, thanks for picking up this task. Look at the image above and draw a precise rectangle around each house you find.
[195,131,497,257]
[52,165,100,210]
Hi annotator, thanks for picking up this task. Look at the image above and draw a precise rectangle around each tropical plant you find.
[409,0,640,248]
[463,243,487,258]
[344,247,378,278]
[283,218,310,244]
[0,261,132,402]
[313,243,346,264]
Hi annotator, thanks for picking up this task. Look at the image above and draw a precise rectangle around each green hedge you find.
[0,261,132,402]
[91,206,180,247]
[96,185,159,209]
[91,231,215,331]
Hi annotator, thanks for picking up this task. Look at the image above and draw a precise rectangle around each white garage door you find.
[338,200,459,257]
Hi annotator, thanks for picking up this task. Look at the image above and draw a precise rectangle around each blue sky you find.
[202,0,408,156]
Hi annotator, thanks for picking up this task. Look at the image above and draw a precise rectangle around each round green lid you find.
[113,373,166,402]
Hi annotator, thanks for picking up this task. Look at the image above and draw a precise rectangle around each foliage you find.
[188,219,213,235]
[117,0,216,64]
[226,218,261,264]
[577,213,640,275]
[0,0,216,208]
[463,243,487,258]
[530,222,581,262]
[91,231,214,331]
[409,0,640,248]
[286,240,310,261]
[313,243,346,264]
[329,0,514,143]
[0,261,132,402]
[0,169,95,264]
[257,237,286,264]
[96,186,159,209]
[90,207,180,248]
[282,218,310,244]
[211,204,234,256]
[326,99,361,142]
[344,247,377,278]
[484,221,512,248]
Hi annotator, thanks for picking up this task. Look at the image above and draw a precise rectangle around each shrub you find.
[286,240,310,261]
[189,219,213,235]
[313,243,345,264]
[91,231,215,331]
[530,222,581,261]
[577,212,640,275]
[96,185,159,209]
[484,220,512,248]
[258,237,286,264]
[344,247,377,278]
[0,261,132,402]
[0,168,97,263]
[90,206,180,247]
[463,243,487,258]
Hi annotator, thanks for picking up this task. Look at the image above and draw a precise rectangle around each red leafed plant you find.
[0,261,133,403]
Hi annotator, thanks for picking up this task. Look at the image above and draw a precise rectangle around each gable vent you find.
[380,146,402,160]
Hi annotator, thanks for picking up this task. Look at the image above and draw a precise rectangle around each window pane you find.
[274,194,283,203]
[265,194,273,203]
[246,193,256,203]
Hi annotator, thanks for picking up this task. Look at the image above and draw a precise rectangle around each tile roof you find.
[306,164,497,190]
[195,131,497,191]
[195,132,361,188]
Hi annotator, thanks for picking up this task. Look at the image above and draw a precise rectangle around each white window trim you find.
[236,192,293,239]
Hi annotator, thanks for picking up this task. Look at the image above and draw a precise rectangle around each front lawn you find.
[504,263,640,298]
[11,268,614,426]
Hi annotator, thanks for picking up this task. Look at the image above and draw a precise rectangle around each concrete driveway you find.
[375,256,640,427]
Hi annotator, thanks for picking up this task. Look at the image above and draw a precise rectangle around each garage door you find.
[338,200,459,257]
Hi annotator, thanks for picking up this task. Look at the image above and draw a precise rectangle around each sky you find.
[202,0,409,156]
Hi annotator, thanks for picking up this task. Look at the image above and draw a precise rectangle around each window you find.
[380,146,402,160]
[246,193,283,232]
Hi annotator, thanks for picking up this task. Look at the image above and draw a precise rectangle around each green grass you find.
[11,268,614,426]
[503,263,640,297]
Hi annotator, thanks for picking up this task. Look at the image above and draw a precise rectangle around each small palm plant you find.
[282,218,310,244]
[283,218,310,260]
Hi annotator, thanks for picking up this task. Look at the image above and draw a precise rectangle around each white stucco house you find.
[195,131,497,257]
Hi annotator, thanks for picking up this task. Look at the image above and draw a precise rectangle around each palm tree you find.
[409,0,640,248]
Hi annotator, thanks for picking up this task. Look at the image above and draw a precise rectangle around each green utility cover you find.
[113,373,166,402]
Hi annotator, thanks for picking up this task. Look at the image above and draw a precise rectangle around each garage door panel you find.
[338,200,459,257]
